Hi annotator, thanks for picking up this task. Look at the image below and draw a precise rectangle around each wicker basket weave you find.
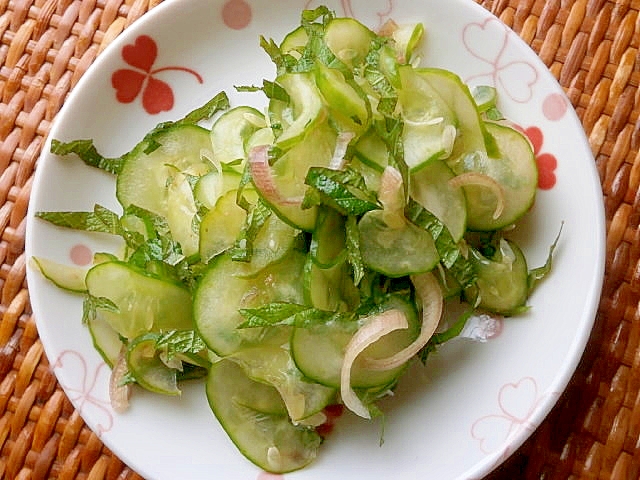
[1,0,638,479]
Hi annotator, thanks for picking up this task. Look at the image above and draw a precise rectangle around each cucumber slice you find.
[87,312,122,367]
[389,22,424,62]
[314,62,370,135]
[165,169,202,257]
[210,106,265,168]
[126,333,180,396]
[235,211,300,278]
[349,156,382,193]
[206,358,322,473]
[352,127,389,173]
[465,239,529,314]
[199,189,257,263]
[117,124,212,214]
[280,25,308,58]
[414,67,494,158]
[194,252,305,356]
[303,256,358,312]
[193,170,241,210]
[409,159,467,242]
[85,261,193,339]
[358,210,439,277]
[270,73,324,150]
[397,66,457,171]
[229,346,335,422]
[291,295,419,389]
[30,256,87,293]
[257,122,337,231]
[309,207,346,268]
[116,124,213,256]
[456,122,537,231]
[324,17,375,67]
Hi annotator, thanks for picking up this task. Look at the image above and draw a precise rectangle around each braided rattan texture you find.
[1,0,638,478]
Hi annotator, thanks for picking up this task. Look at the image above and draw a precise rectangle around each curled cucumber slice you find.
[206,358,322,474]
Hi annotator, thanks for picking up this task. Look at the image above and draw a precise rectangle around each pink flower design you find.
[521,126,558,190]
[471,377,541,455]
[222,0,252,30]
[111,35,204,114]
[304,0,395,27]
[470,376,560,473]
[257,473,284,480]
[52,350,114,436]
[463,18,539,103]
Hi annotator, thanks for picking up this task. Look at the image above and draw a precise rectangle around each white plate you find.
[25,1,605,479]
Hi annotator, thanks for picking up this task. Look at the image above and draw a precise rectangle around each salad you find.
[32,7,558,474]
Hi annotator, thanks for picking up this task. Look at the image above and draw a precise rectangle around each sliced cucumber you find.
[397,66,457,171]
[194,252,305,356]
[199,188,258,263]
[126,333,180,396]
[388,22,424,62]
[409,159,467,242]
[87,312,122,367]
[235,211,300,278]
[116,124,213,256]
[270,73,324,149]
[414,67,494,158]
[117,124,212,214]
[358,210,439,277]
[324,17,374,67]
[303,256,358,312]
[30,256,87,293]
[465,239,529,315]
[229,346,336,422]
[210,106,266,168]
[309,207,346,268]
[455,122,537,231]
[257,122,337,231]
[349,156,382,193]
[193,170,241,210]
[85,261,193,339]
[352,127,389,172]
[280,25,308,58]
[206,358,322,473]
[291,295,419,389]
[314,62,370,135]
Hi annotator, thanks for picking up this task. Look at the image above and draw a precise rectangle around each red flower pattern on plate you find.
[111,35,204,114]
[522,126,558,190]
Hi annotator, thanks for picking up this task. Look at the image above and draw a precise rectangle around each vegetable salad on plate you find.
[32,6,558,474]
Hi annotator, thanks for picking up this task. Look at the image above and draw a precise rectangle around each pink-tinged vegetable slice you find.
[248,145,304,206]
[328,131,355,170]
[110,348,131,412]
[364,272,443,371]
[340,309,409,418]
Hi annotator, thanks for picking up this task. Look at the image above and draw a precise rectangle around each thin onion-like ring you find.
[340,309,409,418]
[248,145,304,206]
[363,272,443,371]
[449,172,506,220]
[110,347,131,413]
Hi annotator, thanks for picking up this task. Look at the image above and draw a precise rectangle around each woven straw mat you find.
[1,0,638,479]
